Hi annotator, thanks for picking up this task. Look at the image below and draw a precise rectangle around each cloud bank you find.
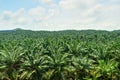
[0,0,120,30]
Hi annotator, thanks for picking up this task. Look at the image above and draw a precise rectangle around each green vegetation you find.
[0,29,120,80]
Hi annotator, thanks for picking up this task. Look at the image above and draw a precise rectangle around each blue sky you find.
[0,0,41,12]
[0,0,120,31]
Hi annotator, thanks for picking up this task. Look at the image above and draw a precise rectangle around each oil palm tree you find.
[19,50,48,80]
[43,48,72,80]
[71,56,94,80]
[94,59,119,80]
[0,43,25,80]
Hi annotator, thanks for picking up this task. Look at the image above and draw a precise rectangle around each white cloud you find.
[0,8,32,30]
[28,6,46,22]
[1,8,25,21]
[59,0,98,10]
[110,0,120,3]
[38,0,53,5]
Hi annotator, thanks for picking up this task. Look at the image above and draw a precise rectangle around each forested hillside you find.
[0,29,120,80]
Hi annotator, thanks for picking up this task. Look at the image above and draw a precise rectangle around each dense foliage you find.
[0,29,120,80]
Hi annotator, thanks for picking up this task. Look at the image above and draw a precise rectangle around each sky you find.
[0,0,120,31]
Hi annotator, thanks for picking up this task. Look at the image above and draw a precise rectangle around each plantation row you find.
[0,30,120,80]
